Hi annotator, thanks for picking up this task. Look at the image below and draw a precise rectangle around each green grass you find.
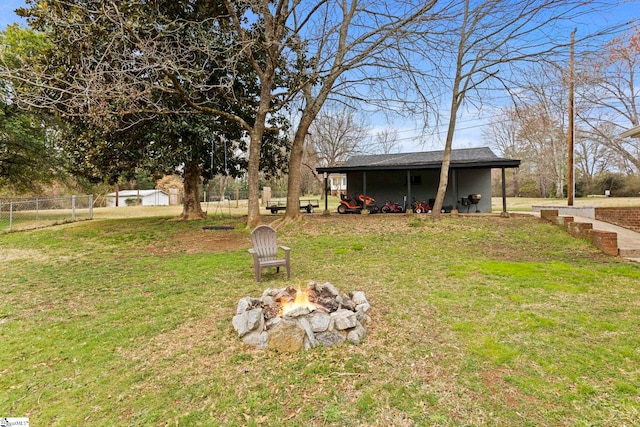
[1,213,640,425]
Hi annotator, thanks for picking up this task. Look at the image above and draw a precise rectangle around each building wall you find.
[455,169,493,213]
[346,168,493,212]
[141,192,169,206]
[106,191,170,207]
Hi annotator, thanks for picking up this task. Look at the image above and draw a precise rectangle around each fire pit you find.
[232,281,371,352]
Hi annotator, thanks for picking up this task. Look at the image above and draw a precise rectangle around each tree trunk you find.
[432,84,461,219]
[246,87,272,228]
[181,161,206,220]
[284,114,314,222]
[432,125,454,219]
[246,127,263,228]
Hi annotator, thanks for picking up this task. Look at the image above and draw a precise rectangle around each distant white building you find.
[106,189,170,207]
[329,174,347,196]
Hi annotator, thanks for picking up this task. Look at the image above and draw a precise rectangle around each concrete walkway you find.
[524,211,640,262]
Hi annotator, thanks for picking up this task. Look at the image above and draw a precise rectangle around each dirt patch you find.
[481,368,541,408]
[147,229,247,255]
[0,248,49,263]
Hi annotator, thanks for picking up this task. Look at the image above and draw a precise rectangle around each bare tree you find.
[519,103,567,197]
[372,129,401,155]
[282,0,440,221]
[483,108,522,195]
[309,107,370,167]
[578,28,640,173]
[412,0,606,216]
[574,122,620,194]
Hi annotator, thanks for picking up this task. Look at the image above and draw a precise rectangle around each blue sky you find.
[1,0,639,152]
[0,0,26,29]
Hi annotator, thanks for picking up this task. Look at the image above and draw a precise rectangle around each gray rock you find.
[297,317,317,349]
[243,330,268,348]
[232,307,264,337]
[355,309,372,325]
[232,313,245,335]
[340,297,356,311]
[310,281,340,297]
[261,296,275,307]
[362,314,372,326]
[303,335,314,350]
[356,302,371,313]
[236,296,253,314]
[308,311,331,332]
[262,288,283,298]
[331,309,357,330]
[350,291,368,305]
[246,308,263,330]
[315,330,346,347]
[283,306,311,318]
[347,321,366,345]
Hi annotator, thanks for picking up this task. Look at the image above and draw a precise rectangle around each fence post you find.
[72,195,76,220]
[9,202,13,232]
[36,198,39,220]
[89,195,93,219]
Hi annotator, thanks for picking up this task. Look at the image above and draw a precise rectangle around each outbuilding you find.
[106,189,170,207]
[316,147,520,214]
[621,125,640,139]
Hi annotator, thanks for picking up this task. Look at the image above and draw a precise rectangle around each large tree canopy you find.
[0,99,64,194]
[5,0,292,222]
[6,0,441,225]
[0,25,64,194]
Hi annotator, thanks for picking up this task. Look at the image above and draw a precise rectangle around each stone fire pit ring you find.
[232,281,371,352]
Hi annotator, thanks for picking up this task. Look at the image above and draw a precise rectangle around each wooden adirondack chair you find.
[248,225,291,282]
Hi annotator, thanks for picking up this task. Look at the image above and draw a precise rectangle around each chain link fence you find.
[0,195,93,233]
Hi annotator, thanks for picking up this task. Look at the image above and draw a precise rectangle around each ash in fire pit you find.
[232,281,371,352]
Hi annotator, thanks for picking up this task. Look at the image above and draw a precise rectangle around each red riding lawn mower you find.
[337,193,380,214]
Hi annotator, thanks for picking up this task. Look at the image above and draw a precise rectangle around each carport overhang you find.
[316,158,520,174]
[620,125,640,139]
[317,157,521,214]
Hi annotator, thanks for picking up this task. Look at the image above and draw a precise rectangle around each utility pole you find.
[567,28,576,206]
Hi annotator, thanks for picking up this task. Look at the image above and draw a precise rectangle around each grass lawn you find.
[1,212,640,426]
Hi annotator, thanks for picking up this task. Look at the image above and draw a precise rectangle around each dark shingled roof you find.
[317,147,520,173]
